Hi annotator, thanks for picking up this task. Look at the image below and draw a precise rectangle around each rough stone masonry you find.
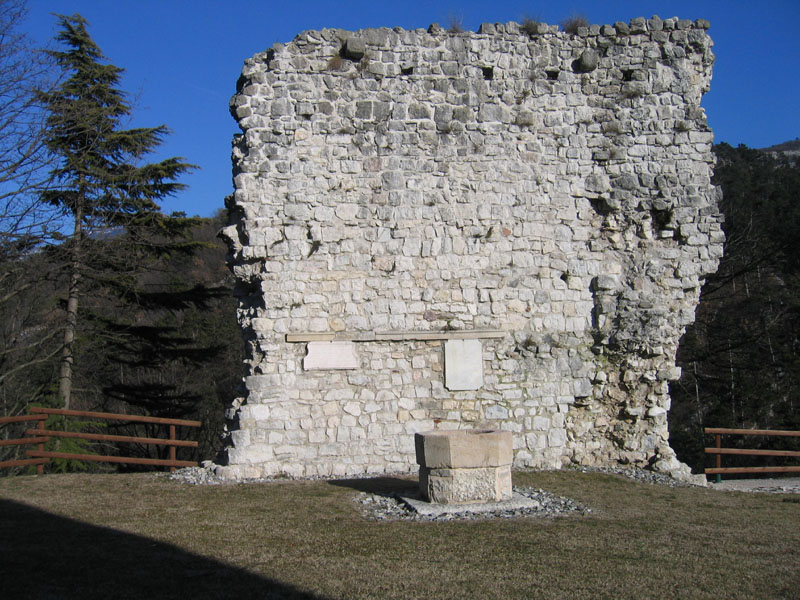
[218,16,723,481]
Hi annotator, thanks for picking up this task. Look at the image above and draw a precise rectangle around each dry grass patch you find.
[561,13,589,34]
[1,470,798,599]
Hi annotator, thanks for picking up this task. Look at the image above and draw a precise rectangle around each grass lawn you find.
[0,469,797,599]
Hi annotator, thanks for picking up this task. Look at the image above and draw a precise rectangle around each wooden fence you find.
[705,427,800,482]
[0,407,201,473]
[0,414,49,473]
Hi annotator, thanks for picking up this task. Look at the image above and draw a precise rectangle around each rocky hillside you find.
[761,138,800,157]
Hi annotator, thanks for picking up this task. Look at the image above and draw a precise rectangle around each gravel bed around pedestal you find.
[355,486,590,521]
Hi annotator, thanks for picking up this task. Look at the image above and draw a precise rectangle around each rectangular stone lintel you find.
[286,329,505,343]
[375,330,504,341]
[286,332,336,342]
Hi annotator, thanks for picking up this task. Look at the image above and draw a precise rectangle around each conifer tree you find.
[38,14,193,410]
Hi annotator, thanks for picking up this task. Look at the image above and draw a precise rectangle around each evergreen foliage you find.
[36,13,195,411]
[2,13,242,472]
[82,214,242,465]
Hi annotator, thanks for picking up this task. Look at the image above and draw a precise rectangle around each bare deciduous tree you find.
[0,0,63,468]
[0,0,62,250]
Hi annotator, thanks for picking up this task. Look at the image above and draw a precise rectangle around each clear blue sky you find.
[21,1,800,218]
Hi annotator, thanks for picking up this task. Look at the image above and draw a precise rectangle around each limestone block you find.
[420,466,512,504]
[415,430,513,469]
[415,430,513,503]
[303,341,359,370]
[444,339,483,391]
[341,37,366,61]
[576,49,599,73]
[485,404,509,420]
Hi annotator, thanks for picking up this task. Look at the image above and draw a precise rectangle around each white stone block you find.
[444,339,483,391]
[303,341,358,370]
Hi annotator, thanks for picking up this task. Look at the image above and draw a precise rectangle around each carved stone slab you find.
[303,341,359,370]
[444,339,483,391]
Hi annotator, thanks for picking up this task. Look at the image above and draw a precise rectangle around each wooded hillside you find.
[670,142,800,472]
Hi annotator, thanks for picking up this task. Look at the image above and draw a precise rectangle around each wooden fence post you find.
[36,419,45,475]
[169,425,176,473]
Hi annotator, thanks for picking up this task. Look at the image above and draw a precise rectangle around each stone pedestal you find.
[415,430,513,503]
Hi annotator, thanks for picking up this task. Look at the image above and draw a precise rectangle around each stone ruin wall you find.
[219,16,723,480]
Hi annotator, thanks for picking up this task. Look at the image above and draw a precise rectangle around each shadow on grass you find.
[327,476,416,495]
[0,499,326,600]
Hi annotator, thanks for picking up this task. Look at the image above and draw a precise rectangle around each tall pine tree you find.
[38,14,194,410]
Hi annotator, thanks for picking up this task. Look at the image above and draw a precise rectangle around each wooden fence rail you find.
[1,408,201,474]
[0,414,49,472]
[704,427,800,482]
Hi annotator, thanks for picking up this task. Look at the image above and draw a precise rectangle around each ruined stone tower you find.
[219,16,722,480]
